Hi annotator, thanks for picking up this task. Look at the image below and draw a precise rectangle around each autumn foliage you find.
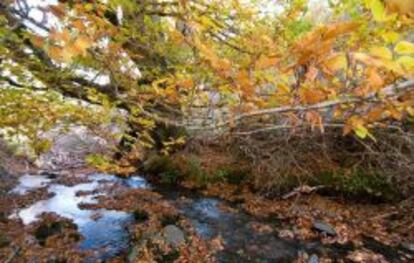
[0,0,413,174]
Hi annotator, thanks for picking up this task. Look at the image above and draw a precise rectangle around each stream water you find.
[10,173,149,259]
[9,173,404,262]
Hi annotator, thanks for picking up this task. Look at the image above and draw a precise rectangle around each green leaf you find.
[370,0,386,21]
[397,56,414,72]
[354,125,368,139]
[395,41,414,55]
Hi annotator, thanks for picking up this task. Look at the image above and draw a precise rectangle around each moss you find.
[312,170,400,202]
[144,151,250,186]
[143,154,181,185]
[209,168,247,184]
[133,209,149,222]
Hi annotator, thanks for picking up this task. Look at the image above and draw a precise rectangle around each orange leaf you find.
[47,45,64,61]
[366,107,384,122]
[367,68,383,90]
[306,111,324,132]
[255,56,278,70]
[300,88,325,104]
[30,35,45,48]
[73,36,93,56]
[305,67,318,82]
[48,4,66,19]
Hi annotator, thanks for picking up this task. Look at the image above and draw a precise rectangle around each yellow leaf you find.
[370,46,393,60]
[367,67,384,89]
[73,36,93,56]
[72,19,86,31]
[385,0,414,17]
[381,31,400,43]
[60,29,71,43]
[255,56,278,70]
[353,53,404,74]
[47,45,64,62]
[61,46,75,62]
[322,53,347,74]
[397,56,414,73]
[395,41,414,55]
[369,0,387,21]
[354,125,368,139]
[387,107,403,120]
[407,106,414,116]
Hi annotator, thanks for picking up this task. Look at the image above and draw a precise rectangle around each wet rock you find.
[279,229,294,239]
[312,221,336,236]
[308,254,319,263]
[402,243,414,252]
[162,225,185,247]
[37,170,58,179]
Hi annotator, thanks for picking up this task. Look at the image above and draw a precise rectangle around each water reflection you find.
[11,173,149,259]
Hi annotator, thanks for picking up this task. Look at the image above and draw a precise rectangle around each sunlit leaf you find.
[395,41,414,55]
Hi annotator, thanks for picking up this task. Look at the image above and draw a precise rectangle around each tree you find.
[0,0,413,173]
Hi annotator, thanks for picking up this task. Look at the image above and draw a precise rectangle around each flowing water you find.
[10,173,149,259]
[10,173,404,262]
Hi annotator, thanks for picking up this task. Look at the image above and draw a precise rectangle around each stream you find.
[8,172,404,262]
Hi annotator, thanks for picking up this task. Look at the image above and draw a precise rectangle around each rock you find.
[162,225,185,247]
[308,254,319,263]
[127,245,140,263]
[312,221,336,236]
[402,243,414,252]
[279,229,294,239]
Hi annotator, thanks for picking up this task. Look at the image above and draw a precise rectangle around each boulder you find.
[162,225,185,247]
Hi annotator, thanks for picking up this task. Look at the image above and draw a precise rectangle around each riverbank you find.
[0,167,413,262]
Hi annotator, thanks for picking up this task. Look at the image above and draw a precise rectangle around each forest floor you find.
[0,165,413,262]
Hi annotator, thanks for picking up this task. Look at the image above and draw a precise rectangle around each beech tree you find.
[0,0,413,173]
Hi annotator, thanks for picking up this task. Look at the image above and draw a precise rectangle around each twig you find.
[283,185,325,199]
[4,245,20,263]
